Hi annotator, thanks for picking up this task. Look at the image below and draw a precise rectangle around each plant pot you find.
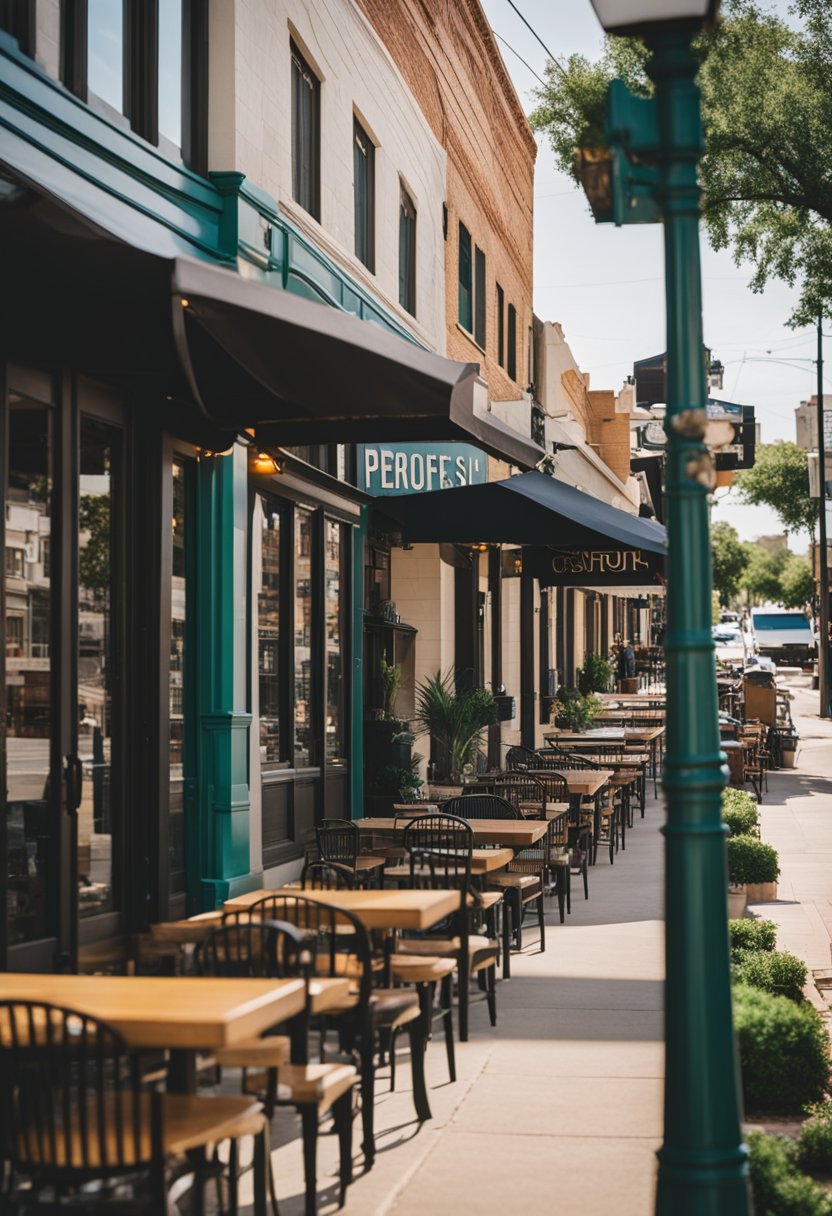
[745,882,778,903]
[428,783,462,801]
[781,748,797,769]
[619,678,639,694]
[728,888,748,918]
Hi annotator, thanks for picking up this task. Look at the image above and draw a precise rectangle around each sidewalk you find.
[259,796,666,1215]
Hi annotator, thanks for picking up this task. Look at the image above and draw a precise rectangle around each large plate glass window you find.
[256,497,285,768]
[294,507,314,766]
[325,519,346,763]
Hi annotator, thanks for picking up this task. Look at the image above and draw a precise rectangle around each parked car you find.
[712,621,753,665]
[749,605,816,665]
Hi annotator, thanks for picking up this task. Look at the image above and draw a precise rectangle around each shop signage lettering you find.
[522,546,665,588]
[357,443,487,495]
[550,550,649,576]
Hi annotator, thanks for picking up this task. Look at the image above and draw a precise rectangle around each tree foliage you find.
[780,552,816,609]
[78,494,111,599]
[711,521,749,604]
[734,442,816,538]
[529,0,832,326]
[739,542,814,608]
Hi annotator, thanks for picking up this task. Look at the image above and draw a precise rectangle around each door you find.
[2,368,126,970]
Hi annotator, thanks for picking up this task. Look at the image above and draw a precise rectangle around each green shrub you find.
[722,788,760,837]
[748,1131,832,1216]
[577,651,613,695]
[797,1103,832,1174]
[730,918,778,961]
[727,836,780,885]
[733,950,808,1003]
[734,984,830,1114]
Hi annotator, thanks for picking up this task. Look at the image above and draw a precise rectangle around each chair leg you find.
[501,898,511,979]
[556,867,566,923]
[252,1126,270,1216]
[389,1028,397,1092]
[334,1091,353,1208]
[359,1037,376,1169]
[458,953,470,1042]
[514,890,523,951]
[440,972,456,1083]
[228,1136,239,1216]
[407,1019,432,1123]
[537,890,546,952]
[301,1106,319,1216]
[485,963,497,1027]
[582,850,589,900]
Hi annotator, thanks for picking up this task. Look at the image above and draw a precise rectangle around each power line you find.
[502,0,568,78]
[491,30,547,86]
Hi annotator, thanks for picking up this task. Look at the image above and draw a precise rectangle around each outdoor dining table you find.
[356,816,549,849]
[526,768,614,861]
[545,725,665,796]
[223,886,463,930]
[0,972,350,1092]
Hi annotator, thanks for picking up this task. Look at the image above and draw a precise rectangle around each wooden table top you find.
[0,973,349,1049]
[356,817,548,848]
[546,726,665,743]
[527,768,614,796]
[223,886,462,930]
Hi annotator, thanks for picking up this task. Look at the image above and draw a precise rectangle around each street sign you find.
[356,442,487,495]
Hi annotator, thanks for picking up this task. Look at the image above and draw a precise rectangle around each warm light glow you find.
[180,297,190,308]
[250,450,282,476]
[471,543,490,552]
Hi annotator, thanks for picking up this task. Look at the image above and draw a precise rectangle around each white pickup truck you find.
[750,606,815,665]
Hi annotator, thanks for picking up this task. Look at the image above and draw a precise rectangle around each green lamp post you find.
[582,2,751,1213]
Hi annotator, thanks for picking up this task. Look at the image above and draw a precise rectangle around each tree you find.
[740,544,786,604]
[711,521,749,605]
[529,0,832,327]
[780,553,815,609]
[734,442,816,540]
[78,494,111,601]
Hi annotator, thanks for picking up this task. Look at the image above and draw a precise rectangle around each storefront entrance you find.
[2,367,128,971]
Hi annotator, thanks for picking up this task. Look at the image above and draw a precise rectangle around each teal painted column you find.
[650,33,751,1214]
[350,506,368,818]
[191,444,260,911]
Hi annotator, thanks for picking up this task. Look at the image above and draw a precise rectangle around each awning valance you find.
[379,470,668,554]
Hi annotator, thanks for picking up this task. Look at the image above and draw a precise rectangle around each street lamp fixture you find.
[578,2,751,1214]
[588,0,719,35]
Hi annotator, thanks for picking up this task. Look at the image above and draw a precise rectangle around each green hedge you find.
[748,1131,832,1216]
[734,984,830,1114]
[722,788,760,837]
[733,950,807,1004]
[729,918,778,961]
[797,1103,832,1175]
[727,835,780,885]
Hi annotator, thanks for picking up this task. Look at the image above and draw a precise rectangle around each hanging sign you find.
[522,546,666,588]
[356,442,487,495]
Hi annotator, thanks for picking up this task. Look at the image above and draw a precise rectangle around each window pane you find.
[496,283,505,367]
[354,118,374,272]
[507,303,517,381]
[399,187,416,315]
[291,43,320,220]
[87,0,124,114]
[474,245,486,349]
[169,455,187,892]
[294,508,314,767]
[458,222,472,332]
[325,520,345,763]
[158,0,183,147]
[257,498,283,765]
[5,399,54,947]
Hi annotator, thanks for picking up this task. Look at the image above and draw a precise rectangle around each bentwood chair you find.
[246,892,431,1176]
[316,819,385,886]
[196,918,353,1216]
[0,1000,270,1216]
[397,813,500,1041]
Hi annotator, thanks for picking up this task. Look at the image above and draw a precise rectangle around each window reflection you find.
[257,498,283,766]
[5,399,54,946]
[294,509,313,767]
[325,520,345,763]
[169,456,187,895]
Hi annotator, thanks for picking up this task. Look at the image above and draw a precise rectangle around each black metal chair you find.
[527,770,590,902]
[489,773,548,818]
[246,891,431,1178]
[300,859,357,890]
[505,744,540,770]
[445,792,520,820]
[0,1000,270,1215]
[204,911,355,1215]
[398,813,500,1041]
[316,818,384,886]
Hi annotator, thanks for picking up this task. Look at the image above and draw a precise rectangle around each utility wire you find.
[491,30,547,86]
[502,0,568,78]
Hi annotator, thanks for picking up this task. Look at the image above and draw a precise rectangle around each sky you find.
[479,0,819,549]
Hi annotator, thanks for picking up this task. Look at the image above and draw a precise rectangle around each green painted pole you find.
[648,31,751,1214]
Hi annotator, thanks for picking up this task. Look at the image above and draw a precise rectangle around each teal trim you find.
[192,447,258,911]
[350,507,368,818]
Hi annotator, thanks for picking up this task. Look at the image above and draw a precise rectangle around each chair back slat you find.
[316,819,360,868]
[402,813,474,900]
[195,918,309,980]
[301,860,357,890]
[488,775,546,817]
[445,793,520,821]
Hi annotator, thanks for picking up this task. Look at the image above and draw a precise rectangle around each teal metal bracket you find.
[606,80,662,226]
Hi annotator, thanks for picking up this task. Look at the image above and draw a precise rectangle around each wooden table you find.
[0,972,350,1091]
[356,816,548,849]
[223,886,462,930]
[546,726,665,796]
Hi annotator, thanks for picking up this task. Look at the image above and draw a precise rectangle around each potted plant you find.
[550,687,604,733]
[727,835,780,904]
[721,788,760,837]
[578,652,614,695]
[414,670,497,784]
[367,758,424,811]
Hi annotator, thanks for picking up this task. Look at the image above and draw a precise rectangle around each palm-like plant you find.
[414,670,497,781]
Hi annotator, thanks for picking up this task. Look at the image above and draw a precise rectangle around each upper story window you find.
[353,117,375,272]
[496,283,505,367]
[474,246,486,350]
[0,1,34,56]
[507,303,518,382]
[458,222,472,333]
[61,1,208,173]
[291,41,320,221]
[399,185,417,316]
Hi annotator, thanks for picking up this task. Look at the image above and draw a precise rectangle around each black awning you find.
[379,470,668,553]
[171,260,543,465]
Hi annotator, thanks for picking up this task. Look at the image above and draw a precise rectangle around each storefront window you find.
[170,457,186,778]
[294,508,313,767]
[325,520,346,763]
[257,497,283,766]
